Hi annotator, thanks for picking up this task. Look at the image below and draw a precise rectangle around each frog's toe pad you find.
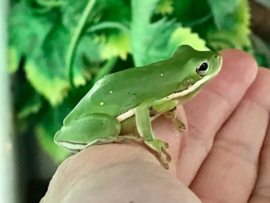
[144,139,171,168]
[177,123,186,132]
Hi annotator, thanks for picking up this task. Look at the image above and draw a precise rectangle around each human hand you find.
[41,49,270,203]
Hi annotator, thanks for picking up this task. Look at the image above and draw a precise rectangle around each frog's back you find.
[64,59,182,125]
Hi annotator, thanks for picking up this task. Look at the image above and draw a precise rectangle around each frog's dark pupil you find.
[199,62,208,71]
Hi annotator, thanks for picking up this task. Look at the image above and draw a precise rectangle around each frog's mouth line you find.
[117,74,213,122]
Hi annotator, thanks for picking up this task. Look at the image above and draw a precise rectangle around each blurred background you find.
[2,0,270,202]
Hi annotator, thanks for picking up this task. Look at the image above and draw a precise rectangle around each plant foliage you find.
[9,0,268,161]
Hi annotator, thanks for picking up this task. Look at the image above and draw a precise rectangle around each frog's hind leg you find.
[151,100,186,132]
[55,113,141,152]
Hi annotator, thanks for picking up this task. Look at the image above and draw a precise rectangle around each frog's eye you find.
[196,62,209,77]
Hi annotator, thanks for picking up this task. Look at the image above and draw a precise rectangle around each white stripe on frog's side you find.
[55,140,90,152]
[116,75,213,122]
[55,138,108,152]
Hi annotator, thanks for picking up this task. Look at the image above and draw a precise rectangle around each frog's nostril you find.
[215,54,219,59]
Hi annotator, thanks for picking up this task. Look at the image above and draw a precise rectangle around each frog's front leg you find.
[152,100,186,132]
[164,108,186,132]
[135,102,172,169]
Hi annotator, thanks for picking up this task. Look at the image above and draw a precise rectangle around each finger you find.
[249,68,270,203]
[250,127,270,203]
[40,146,201,203]
[177,49,258,185]
[190,68,270,203]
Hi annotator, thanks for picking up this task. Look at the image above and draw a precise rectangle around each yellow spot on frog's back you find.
[109,90,113,93]
[160,73,164,76]
[100,102,104,106]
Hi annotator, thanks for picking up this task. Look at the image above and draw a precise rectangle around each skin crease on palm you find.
[41,49,270,203]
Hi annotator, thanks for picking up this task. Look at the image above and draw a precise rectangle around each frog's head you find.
[171,45,222,94]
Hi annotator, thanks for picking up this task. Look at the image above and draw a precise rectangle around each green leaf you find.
[9,2,70,105]
[8,2,56,72]
[9,0,105,105]
[131,0,207,66]
[207,0,239,30]
[206,0,251,50]
[155,0,174,15]
[131,0,175,66]
[25,61,70,106]
[169,27,208,51]
[24,23,72,105]
[73,35,102,85]
[61,0,130,86]
[96,0,131,24]
[92,56,118,83]
[34,0,66,8]
[18,92,43,119]
[171,0,251,51]
[173,0,210,23]
[10,0,132,106]
[95,32,131,60]
[85,0,131,62]
[63,0,98,87]
[8,47,20,73]
[61,0,92,30]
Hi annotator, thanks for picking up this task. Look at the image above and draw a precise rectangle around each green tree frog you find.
[55,45,222,169]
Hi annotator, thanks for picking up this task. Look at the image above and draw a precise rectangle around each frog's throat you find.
[117,74,213,122]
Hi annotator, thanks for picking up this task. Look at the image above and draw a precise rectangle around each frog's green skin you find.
[55,45,222,169]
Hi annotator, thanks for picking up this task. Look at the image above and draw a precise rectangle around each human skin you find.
[40,49,270,203]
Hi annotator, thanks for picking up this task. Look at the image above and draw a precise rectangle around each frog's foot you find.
[164,109,186,132]
[144,139,171,169]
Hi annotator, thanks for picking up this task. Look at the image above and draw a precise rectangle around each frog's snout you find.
[213,53,222,66]
[214,53,221,59]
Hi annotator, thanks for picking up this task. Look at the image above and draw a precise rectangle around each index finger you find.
[177,49,258,185]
